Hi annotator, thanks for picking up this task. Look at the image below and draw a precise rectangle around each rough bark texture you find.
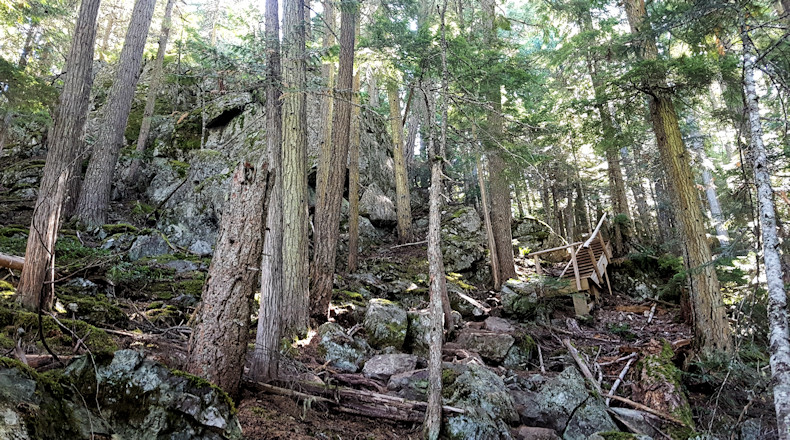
[742,26,790,438]
[621,144,652,239]
[251,0,284,383]
[387,82,413,243]
[581,15,630,254]
[187,162,272,397]
[687,116,730,248]
[126,0,176,184]
[478,157,500,290]
[481,0,516,282]
[347,71,362,273]
[311,1,357,321]
[75,0,157,228]
[316,0,336,205]
[16,0,101,311]
[623,0,732,354]
[281,0,310,336]
[424,9,449,436]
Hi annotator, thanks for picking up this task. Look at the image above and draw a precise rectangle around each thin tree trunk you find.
[347,68,362,272]
[621,144,652,238]
[623,0,732,354]
[16,0,102,311]
[281,0,310,336]
[251,0,284,383]
[75,0,158,228]
[18,23,38,69]
[742,23,790,437]
[424,4,449,437]
[367,68,379,108]
[125,0,176,185]
[387,82,413,243]
[99,11,115,61]
[687,115,730,248]
[188,162,273,397]
[311,0,357,321]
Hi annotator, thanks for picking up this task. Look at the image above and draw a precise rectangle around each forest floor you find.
[0,200,778,439]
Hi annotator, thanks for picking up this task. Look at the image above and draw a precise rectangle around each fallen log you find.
[245,380,464,423]
[0,252,24,271]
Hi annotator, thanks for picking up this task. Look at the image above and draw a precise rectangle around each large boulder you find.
[317,322,369,373]
[455,329,515,363]
[501,279,541,319]
[441,206,486,273]
[358,183,397,227]
[0,351,242,440]
[444,363,518,440]
[562,400,617,440]
[511,367,589,432]
[363,299,408,350]
[362,354,417,381]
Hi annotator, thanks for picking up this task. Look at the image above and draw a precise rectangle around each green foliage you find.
[607,323,637,342]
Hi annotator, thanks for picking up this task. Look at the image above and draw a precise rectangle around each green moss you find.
[175,278,205,296]
[598,432,638,440]
[146,304,181,324]
[0,301,117,355]
[607,323,637,342]
[442,368,459,387]
[0,235,27,255]
[101,223,139,234]
[0,280,15,297]
[0,225,29,236]
[170,160,190,178]
[515,332,536,354]
[57,294,126,326]
[171,369,237,414]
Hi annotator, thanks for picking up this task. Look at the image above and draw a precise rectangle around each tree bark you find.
[387,82,413,243]
[125,0,176,185]
[623,0,732,354]
[480,0,516,282]
[316,0,336,206]
[347,71,362,273]
[742,23,790,437]
[188,162,273,397]
[686,115,730,248]
[16,0,102,311]
[424,6,449,436]
[281,0,310,336]
[311,0,357,321]
[75,0,158,228]
[251,0,284,383]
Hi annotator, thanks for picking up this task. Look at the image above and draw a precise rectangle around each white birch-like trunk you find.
[742,23,790,438]
[686,115,730,248]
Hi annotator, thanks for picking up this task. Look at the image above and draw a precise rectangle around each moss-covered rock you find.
[317,322,369,373]
[443,363,517,440]
[57,294,126,326]
[363,298,408,350]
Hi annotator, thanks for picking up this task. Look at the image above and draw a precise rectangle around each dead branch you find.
[0,252,24,271]
[605,394,688,427]
[246,380,464,423]
[606,356,637,406]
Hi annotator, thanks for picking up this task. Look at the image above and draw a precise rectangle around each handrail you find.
[582,214,607,249]
[527,241,584,257]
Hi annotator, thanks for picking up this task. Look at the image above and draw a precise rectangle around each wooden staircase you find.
[526,215,613,316]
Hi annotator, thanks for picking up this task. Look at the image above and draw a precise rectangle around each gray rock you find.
[63,278,100,295]
[128,233,171,261]
[502,344,532,370]
[317,322,368,373]
[362,354,417,381]
[163,259,201,273]
[447,206,482,234]
[189,240,213,257]
[359,183,397,227]
[447,283,487,318]
[501,279,541,319]
[363,299,408,350]
[512,368,589,432]
[387,368,429,400]
[444,363,518,440]
[406,310,432,355]
[0,350,242,440]
[608,407,664,439]
[455,329,515,363]
[561,400,617,440]
[441,207,486,272]
[740,418,762,440]
[513,426,560,440]
[485,316,515,333]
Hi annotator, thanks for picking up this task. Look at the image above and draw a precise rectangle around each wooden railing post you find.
[534,255,542,275]
[571,246,581,291]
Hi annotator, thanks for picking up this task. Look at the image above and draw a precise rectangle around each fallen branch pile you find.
[245,380,464,423]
